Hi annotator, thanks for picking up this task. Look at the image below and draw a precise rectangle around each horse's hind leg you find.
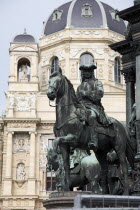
[116,150,129,195]
[95,151,109,194]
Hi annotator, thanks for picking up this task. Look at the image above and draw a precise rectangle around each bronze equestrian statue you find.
[47,54,134,195]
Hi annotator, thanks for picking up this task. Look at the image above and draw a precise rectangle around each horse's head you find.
[47,70,64,101]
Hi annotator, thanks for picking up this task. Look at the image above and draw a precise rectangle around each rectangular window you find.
[46,171,56,191]
[48,138,54,148]
[114,58,121,84]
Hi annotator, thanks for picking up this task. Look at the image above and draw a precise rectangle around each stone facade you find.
[0,9,127,210]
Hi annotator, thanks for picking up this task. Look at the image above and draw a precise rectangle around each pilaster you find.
[27,132,37,195]
[3,132,14,195]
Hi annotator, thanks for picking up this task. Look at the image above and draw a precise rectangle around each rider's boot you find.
[88,126,98,151]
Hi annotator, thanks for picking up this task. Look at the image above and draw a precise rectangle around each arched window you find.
[80,53,94,67]
[114,57,121,83]
[51,57,59,74]
[18,58,31,82]
[78,53,96,79]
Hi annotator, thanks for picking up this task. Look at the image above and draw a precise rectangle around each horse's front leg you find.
[60,144,70,191]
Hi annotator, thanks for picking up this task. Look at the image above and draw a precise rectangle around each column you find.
[28,132,36,195]
[3,132,14,195]
[136,52,140,155]
[122,68,135,125]
[0,139,2,182]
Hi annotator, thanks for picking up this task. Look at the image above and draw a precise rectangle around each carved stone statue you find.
[19,64,28,81]
[16,163,26,180]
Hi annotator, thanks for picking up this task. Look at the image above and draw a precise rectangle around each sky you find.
[0,0,134,115]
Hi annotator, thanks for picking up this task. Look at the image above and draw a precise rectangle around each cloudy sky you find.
[0,0,134,114]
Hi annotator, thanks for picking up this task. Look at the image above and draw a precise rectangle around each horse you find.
[47,70,134,195]
[47,147,101,193]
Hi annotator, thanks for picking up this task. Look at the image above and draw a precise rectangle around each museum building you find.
[0,0,126,209]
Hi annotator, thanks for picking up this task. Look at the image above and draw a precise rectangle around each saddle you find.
[95,123,115,138]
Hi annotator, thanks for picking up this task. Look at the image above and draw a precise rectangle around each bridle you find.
[48,76,73,108]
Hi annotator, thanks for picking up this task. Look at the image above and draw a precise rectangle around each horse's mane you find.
[63,76,79,107]
[50,69,79,107]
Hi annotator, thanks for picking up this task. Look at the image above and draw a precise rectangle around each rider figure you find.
[77,53,111,151]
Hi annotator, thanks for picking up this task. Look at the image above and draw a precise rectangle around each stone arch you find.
[78,52,96,79]
[17,57,31,82]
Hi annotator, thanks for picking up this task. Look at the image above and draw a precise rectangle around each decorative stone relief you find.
[109,50,119,61]
[97,64,104,79]
[38,123,53,131]
[82,4,93,17]
[6,92,15,108]
[39,154,47,168]
[92,49,104,59]
[70,63,77,79]
[15,93,36,111]
[43,32,65,45]
[109,64,113,81]
[40,135,48,152]
[109,32,123,41]
[12,46,35,51]
[59,61,65,74]
[52,9,63,22]
[16,163,26,180]
[59,50,65,59]
[7,93,37,111]
[71,30,102,36]
[13,133,30,152]
[8,200,13,207]
[70,49,82,58]
[7,122,36,128]
[41,56,49,67]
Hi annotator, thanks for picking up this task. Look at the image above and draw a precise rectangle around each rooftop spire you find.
[24,28,27,34]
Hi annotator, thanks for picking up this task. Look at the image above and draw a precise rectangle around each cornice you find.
[118,4,140,24]
[109,40,134,55]
[4,118,41,124]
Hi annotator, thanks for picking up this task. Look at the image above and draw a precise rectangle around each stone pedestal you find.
[43,192,92,209]
[74,194,140,209]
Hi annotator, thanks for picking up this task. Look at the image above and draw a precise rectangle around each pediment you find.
[11,46,36,51]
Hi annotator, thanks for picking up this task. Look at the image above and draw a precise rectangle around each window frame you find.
[114,57,121,84]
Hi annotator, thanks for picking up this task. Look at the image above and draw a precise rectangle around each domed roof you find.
[44,0,126,36]
[13,29,35,43]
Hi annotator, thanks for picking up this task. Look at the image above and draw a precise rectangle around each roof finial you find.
[134,0,140,5]
[24,28,27,34]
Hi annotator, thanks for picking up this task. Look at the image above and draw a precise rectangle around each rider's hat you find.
[79,53,97,71]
